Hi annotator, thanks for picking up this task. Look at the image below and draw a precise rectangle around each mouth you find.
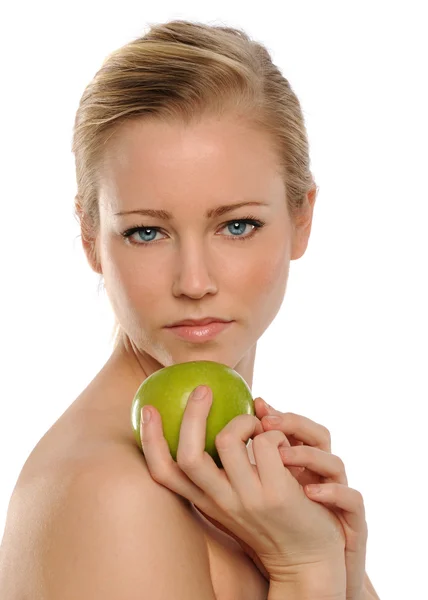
[165,320,234,342]
[166,317,232,328]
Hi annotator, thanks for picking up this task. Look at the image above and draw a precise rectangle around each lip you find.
[167,317,232,327]
[165,320,233,342]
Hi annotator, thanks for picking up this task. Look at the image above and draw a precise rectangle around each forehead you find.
[99,116,285,211]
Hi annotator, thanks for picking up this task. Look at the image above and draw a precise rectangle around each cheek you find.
[101,234,290,313]
[118,261,163,308]
[240,245,291,327]
[101,242,164,314]
[239,242,290,299]
[256,260,289,305]
[261,252,290,290]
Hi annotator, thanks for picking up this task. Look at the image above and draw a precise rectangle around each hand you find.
[140,385,346,585]
[254,397,368,600]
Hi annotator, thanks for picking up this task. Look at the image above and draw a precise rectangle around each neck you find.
[110,334,257,391]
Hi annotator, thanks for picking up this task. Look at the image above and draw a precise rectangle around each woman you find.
[0,19,380,599]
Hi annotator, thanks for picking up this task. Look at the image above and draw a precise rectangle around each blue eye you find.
[121,216,266,247]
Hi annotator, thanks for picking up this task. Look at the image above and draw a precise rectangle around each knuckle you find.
[266,492,285,510]
[283,412,297,425]
[148,466,169,484]
[251,433,267,450]
[176,450,200,470]
[252,429,285,449]
[361,520,369,540]
[241,492,262,513]
[355,490,366,511]
[332,456,346,477]
[321,426,331,445]
[215,431,233,451]
[215,414,255,451]
[348,499,368,544]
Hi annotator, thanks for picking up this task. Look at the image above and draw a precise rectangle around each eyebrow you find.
[114,201,269,220]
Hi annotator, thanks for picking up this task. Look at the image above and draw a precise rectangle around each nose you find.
[172,239,218,298]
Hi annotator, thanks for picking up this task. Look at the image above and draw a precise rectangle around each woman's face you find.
[92,114,314,372]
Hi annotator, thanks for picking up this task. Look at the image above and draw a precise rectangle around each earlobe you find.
[76,198,103,275]
[289,186,317,261]
[81,232,103,275]
[290,229,310,261]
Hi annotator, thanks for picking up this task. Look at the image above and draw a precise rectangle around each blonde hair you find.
[71,19,318,351]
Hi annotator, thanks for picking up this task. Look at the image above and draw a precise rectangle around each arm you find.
[363,572,381,599]
[267,559,347,600]
[0,455,216,599]
[267,567,380,600]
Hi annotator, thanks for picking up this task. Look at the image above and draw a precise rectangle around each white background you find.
[1,2,427,598]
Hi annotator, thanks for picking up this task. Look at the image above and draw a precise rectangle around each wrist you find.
[268,581,345,600]
[268,559,346,600]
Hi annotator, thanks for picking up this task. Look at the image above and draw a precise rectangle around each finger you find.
[247,438,307,479]
[176,386,231,491]
[176,386,215,468]
[140,405,208,506]
[261,411,331,452]
[254,397,277,418]
[252,429,297,493]
[253,399,301,447]
[177,386,266,507]
[215,412,267,498]
[305,483,368,540]
[279,444,348,485]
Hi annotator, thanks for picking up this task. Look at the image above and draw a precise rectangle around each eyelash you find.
[121,214,266,247]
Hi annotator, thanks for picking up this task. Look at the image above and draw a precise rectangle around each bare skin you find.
[2,116,380,600]
[2,114,316,598]
[74,113,316,598]
[81,113,316,390]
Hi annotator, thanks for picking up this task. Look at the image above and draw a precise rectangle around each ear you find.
[80,230,103,275]
[76,198,103,275]
[290,185,317,261]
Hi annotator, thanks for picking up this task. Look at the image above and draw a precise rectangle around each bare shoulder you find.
[0,440,215,599]
[0,388,215,599]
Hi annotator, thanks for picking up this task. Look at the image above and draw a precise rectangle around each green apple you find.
[131,360,255,468]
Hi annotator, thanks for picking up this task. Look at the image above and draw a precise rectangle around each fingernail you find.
[192,385,208,400]
[306,484,322,494]
[265,415,280,423]
[263,400,279,414]
[142,407,151,423]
